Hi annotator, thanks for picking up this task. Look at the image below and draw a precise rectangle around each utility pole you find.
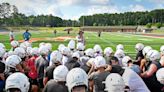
[83,16,85,27]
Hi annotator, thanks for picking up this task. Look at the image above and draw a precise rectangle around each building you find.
[80,26,138,32]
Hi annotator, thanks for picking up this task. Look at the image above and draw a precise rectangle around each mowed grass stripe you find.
[0,31,163,59]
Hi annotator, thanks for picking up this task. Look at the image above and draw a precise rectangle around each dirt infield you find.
[18,36,75,43]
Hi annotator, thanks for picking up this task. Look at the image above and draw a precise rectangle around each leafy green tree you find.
[146,23,152,28]
[156,23,162,29]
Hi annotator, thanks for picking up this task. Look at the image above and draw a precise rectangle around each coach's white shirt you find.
[122,68,150,92]
[9,32,15,39]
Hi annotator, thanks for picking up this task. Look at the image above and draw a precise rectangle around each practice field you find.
[0,30,163,59]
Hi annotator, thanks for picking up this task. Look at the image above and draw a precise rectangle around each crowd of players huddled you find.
[0,31,164,92]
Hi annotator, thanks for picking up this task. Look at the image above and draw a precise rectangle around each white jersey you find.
[117,57,123,66]
[76,35,85,44]
[62,56,68,65]
[76,35,82,42]
[122,68,150,92]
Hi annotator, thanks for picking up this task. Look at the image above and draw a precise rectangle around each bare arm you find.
[140,64,157,78]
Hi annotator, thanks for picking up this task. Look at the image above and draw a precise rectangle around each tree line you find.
[1,2,164,27]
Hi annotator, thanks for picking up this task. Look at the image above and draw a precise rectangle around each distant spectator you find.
[98,30,101,37]
[54,30,57,36]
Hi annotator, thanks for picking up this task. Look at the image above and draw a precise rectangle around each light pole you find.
[83,16,85,27]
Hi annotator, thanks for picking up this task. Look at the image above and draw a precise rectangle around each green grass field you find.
[0,30,163,59]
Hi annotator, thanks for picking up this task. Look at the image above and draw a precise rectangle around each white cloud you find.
[130,5,146,12]
[56,0,84,6]
[56,0,111,6]
[90,0,110,5]
[86,5,119,15]
[1,0,159,20]
[0,0,63,17]
[156,4,164,9]
[46,5,63,17]
[67,5,119,20]
[62,0,116,19]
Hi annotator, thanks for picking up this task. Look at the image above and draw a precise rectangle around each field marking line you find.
[139,38,153,41]
[89,32,116,48]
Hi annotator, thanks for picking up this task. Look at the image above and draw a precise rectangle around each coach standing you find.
[23,29,31,41]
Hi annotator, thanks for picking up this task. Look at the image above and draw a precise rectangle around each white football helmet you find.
[156,68,164,84]
[77,42,85,51]
[10,40,19,48]
[39,42,45,47]
[104,73,125,92]
[20,41,31,50]
[68,40,75,50]
[31,47,39,56]
[0,47,5,58]
[6,50,16,57]
[62,47,71,56]
[149,50,160,61]
[104,47,113,57]
[45,43,52,52]
[5,55,22,68]
[39,46,49,55]
[0,43,5,50]
[116,44,124,50]
[66,68,88,92]
[24,41,31,47]
[135,43,144,52]
[94,56,106,68]
[26,47,32,56]
[87,58,95,66]
[50,51,63,64]
[58,44,65,52]
[72,52,80,59]
[146,49,154,60]
[114,49,125,58]
[53,65,69,81]
[93,44,102,53]
[14,47,26,58]
[85,48,95,58]
[122,56,131,67]
[142,46,152,56]
[20,42,26,49]
[5,72,30,92]
[160,45,164,54]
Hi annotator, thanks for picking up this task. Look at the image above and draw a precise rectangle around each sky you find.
[0,0,164,20]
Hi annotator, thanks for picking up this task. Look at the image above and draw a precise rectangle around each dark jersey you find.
[89,71,110,92]
[35,56,49,88]
[142,61,163,92]
[65,58,80,70]
[43,80,68,92]
[44,65,56,81]
[135,50,144,65]
[35,56,49,79]
[80,63,90,74]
